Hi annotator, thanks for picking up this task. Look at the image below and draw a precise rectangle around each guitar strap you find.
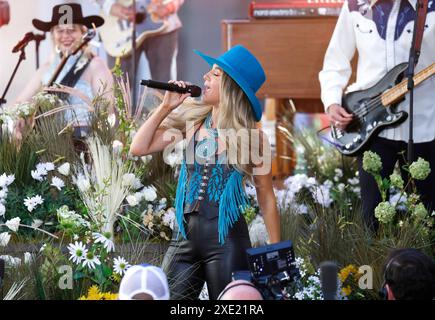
[57,53,92,102]
[412,0,429,66]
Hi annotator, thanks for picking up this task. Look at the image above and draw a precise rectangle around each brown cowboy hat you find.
[32,3,104,32]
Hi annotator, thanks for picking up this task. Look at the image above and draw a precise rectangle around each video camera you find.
[232,240,300,300]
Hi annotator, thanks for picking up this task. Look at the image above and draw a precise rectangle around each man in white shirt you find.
[95,0,184,85]
[319,0,435,228]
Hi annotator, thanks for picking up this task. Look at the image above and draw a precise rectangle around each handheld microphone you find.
[319,261,338,300]
[141,79,202,97]
[12,32,34,53]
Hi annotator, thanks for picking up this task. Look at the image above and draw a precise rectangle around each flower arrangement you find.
[362,151,434,234]
[142,203,174,242]
[338,264,367,299]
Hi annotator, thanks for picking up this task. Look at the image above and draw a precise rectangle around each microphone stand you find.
[0,46,27,108]
[34,33,46,69]
[407,0,427,166]
[132,0,137,113]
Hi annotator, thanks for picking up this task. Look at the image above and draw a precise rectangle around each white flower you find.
[126,195,139,207]
[82,251,101,270]
[73,234,79,241]
[347,177,359,185]
[0,255,21,267]
[112,140,124,154]
[23,195,44,212]
[0,188,7,199]
[295,204,308,214]
[122,173,136,188]
[337,183,345,192]
[0,232,11,247]
[31,169,45,182]
[31,219,43,229]
[93,232,115,252]
[141,155,152,164]
[57,163,70,176]
[50,176,65,191]
[5,217,20,232]
[142,186,157,202]
[67,241,88,265]
[107,113,116,128]
[134,192,144,203]
[75,175,91,193]
[39,243,47,253]
[156,197,167,210]
[165,152,183,167]
[0,203,5,217]
[113,256,131,276]
[334,168,343,178]
[133,178,143,190]
[312,185,332,208]
[24,252,34,264]
[162,208,176,230]
[37,162,54,172]
[244,182,257,198]
[0,173,15,188]
[389,192,407,211]
[248,216,269,246]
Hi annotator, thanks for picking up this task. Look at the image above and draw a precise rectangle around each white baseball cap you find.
[118,264,170,300]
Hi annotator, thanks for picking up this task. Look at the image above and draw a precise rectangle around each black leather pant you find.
[162,212,251,300]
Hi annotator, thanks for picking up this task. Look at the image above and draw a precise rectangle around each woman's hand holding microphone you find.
[160,80,192,112]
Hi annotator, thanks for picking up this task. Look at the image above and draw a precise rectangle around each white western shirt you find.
[319,0,435,143]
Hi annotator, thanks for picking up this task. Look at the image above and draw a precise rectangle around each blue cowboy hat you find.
[194,45,266,122]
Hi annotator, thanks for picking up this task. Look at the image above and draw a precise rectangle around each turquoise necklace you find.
[195,114,218,161]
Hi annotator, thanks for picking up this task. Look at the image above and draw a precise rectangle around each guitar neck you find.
[381,62,435,106]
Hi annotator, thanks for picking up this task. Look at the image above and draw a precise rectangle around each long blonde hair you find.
[159,70,263,181]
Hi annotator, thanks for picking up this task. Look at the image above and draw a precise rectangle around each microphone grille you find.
[319,261,338,300]
[189,85,202,98]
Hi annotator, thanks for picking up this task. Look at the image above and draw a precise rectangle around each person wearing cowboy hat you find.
[319,0,435,230]
[130,45,280,300]
[14,2,114,138]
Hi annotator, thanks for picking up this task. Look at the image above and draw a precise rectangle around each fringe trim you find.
[218,170,249,244]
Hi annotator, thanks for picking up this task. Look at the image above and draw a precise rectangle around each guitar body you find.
[332,63,409,156]
[99,0,168,58]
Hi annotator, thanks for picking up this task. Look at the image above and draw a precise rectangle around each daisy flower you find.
[113,256,131,276]
[93,232,115,252]
[50,176,65,191]
[5,217,21,232]
[23,195,44,212]
[67,241,88,265]
[82,251,101,270]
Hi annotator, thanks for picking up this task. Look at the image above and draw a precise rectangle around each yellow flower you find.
[78,285,118,300]
[338,264,359,282]
[110,273,121,283]
[102,292,119,300]
[341,286,352,297]
[86,285,103,300]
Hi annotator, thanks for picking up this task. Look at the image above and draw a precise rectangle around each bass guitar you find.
[331,62,435,156]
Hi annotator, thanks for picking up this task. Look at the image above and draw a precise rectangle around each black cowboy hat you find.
[32,3,104,32]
